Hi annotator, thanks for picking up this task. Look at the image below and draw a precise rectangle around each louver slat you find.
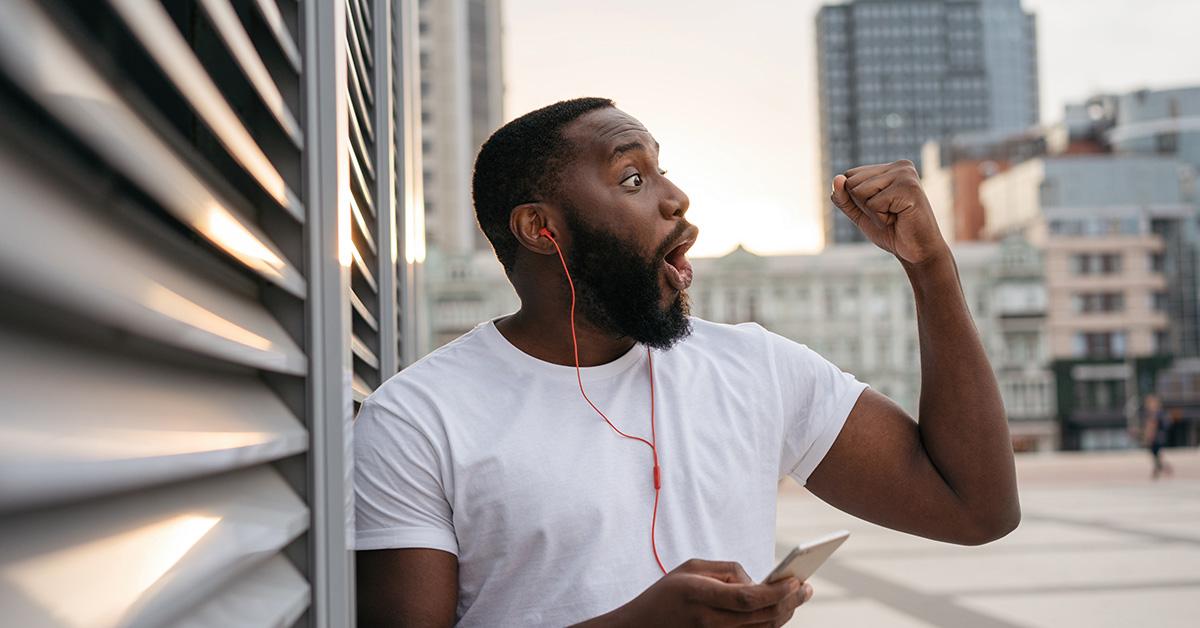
[352,334,381,369]
[351,291,381,331]
[0,147,306,376]
[347,0,374,68]
[345,5,374,104]
[347,49,377,142]
[0,327,307,512]
[197,0,304,148]
[174,556,310,628]
[350,194,378,256]
[0,466,307,628]
[0,0,306,298]
[350,145,378,217]
[348,94,377,180]
[251,0,302,73]
[105,0,305,221]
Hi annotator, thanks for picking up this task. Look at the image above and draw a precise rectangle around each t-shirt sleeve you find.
[353,398,459,555]
[762,327,868,485]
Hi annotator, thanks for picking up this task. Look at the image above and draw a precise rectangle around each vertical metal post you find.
[376,0,399,377]
[395,0,426,366]
[305,0,354,625]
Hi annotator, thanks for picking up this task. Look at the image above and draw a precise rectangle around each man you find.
[355,98,1020,626]
[1141,394,1175,479]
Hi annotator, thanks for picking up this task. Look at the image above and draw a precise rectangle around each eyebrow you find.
[610,139,660,162]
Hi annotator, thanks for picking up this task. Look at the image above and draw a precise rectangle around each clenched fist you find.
[831,160,950,266]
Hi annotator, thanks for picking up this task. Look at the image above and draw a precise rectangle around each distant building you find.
[920,128,1048,242]
[424,248,517,348]
[816,0,1038,245]
[921,91,1123,245]
[992,235,1058,451]
[1109,86,1200,171]
[688,242,1057,451]
[418,0,504,256]
[980,154,1198,449]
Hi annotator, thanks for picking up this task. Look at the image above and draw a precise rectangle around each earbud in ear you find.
[539,227,553,239]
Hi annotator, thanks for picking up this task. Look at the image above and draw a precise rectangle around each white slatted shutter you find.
[0,1,420,626]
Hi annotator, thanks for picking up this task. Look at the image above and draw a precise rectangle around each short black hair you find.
[472,97,615,273]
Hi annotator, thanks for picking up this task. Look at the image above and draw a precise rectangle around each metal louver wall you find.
[348,0,386,400]
[0,0,421,626]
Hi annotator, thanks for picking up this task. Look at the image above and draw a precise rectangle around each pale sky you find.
[502,0,1200,257]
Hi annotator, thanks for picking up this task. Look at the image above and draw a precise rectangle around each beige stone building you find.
[979,153,1194,449]
[980,155,1187,362]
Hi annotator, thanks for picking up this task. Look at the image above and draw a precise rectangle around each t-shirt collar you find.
[478,316,646,381]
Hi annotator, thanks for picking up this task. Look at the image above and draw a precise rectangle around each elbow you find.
[958,503,1022,546]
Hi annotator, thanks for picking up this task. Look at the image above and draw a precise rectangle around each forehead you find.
[562,108,658,162]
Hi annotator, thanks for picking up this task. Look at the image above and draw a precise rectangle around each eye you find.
[620,172,644,188]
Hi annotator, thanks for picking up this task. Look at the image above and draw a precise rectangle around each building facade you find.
[1109,86,1200,171]
[688,242,1057,451]
[980,154,1198,449]
[0,1,425,625]
[920,128,1049,243]
[992,235,1058,450]
[424,248,518,348]
[817,0,1038,245]
[417,0,504,256]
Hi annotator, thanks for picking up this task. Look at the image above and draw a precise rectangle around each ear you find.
[510,202,560,255]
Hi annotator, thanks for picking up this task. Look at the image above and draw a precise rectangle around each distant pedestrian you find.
[1142,394,1174,480]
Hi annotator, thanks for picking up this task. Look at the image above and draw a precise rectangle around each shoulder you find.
[682,316,814,360]
[682,318,843,379]
[661,317,782,375]
[361,323,502,425]
[682,316,772,349]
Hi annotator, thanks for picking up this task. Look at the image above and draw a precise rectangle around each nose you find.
[659,177,690,220]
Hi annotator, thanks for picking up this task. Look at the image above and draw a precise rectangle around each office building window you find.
[1073,379,1126,412]
[1074,292,1125,313]
[1071,254,1088,274]
[1073,331,1127,358]
[1155,330,1171,353]
[1072,253,1123,275]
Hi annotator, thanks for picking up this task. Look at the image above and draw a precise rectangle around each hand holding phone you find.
[764,530,850,584]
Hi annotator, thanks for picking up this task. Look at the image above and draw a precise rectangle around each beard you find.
[562,207,692,349]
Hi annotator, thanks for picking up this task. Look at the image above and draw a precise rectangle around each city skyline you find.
[504,0,1200,257]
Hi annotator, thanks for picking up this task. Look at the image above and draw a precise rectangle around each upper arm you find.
[804,388,980,544]
[357,548,458,627]
[354,400,461,624]
[355,400,458,554]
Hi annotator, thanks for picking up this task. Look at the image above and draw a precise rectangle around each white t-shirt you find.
[354,317,867,626]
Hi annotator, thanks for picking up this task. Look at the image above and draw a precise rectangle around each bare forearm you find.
[905,251,1019,540]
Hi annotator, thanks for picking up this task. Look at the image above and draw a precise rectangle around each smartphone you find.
[763,529,851,584]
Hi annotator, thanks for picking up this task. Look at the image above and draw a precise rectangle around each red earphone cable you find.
[542,228,667,575]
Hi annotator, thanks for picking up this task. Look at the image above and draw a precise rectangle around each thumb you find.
[831,174,871,229]
[830,174,854,210]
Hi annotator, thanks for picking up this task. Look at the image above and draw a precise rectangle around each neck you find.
[495,302,636,368]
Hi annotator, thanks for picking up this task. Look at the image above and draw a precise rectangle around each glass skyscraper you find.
[817,0,1039,245]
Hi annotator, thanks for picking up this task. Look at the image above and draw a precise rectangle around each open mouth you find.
[662,238,695,292]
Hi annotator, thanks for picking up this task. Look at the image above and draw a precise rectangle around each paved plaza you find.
[777,448,1200,627]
